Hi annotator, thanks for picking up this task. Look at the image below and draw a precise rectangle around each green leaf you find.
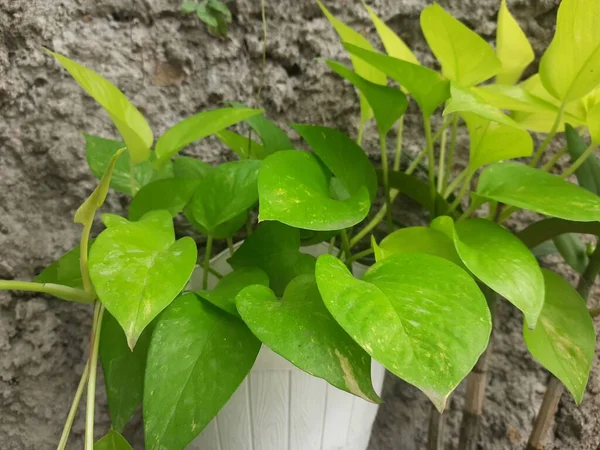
[373,227,462,267]
[316,253,491,411]
[452,218,544,328]
[566,124,600,195]
[196,3,218,27]
[523,269,596,403]
[291,124,377,200]
[316,0,386,124]
[386,170,450,215]
[461,112,533,170]
[208,0,232,20]
[187,160,260,238]
[94,430,133,450]
[496,0,534,85]
[194,267,269,317]
[172,156,213,179]
[472,84,564,116]
[539,0,600,102]
[129,178,200,221]
[343,43,450,117]
[48,51,152,163]
[420,4,501,86]
[154,108,263,166]
[237,274,380,402]
[228,221,316,296]
[100,312,153,431]
[181,1,198,13]
[587,102,600,145]
[476,163,600,222]
[258,151,371,231]
[326,61,408,136]
[216,129,266,160]
[445,84,517,126]
[144,294,261,450]
[89,211,197,349]
[553,234,589,274]
[34,243,89,289]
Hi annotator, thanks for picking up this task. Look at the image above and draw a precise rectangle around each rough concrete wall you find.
[1,0,598,449]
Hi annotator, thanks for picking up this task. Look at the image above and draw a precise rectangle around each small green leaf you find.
[344,43,450,117]
[49,51,153,163]
[216,129,266,160]
[476,163,600,222]
[326,61,408,136]
[445,84,517,126]
[181,1,198,13]
[524,269,596,404]
[452,218,544,328]
[187,160,261,238]
[144,294,261,450]
[553,234,589,274]
[94,430,133,450]
[565,124,600,195]
[89,211,197,349]
[154,108,263,166]
[539,0,600,102]
[129,179,200,221]
[196,3,218,27]
[258,151,371,231]
[34,243,90,289]
[194,267,269,317]
[208,0,232,21]
[316,253,491,411]
[237,274,380,402]
[172,156,213,179]
[496,0,534,84]
[228,221,316,296]
[420,4,501,86]
[100,312,153,431]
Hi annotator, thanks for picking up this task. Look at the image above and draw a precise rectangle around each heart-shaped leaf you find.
[258,150,371,231]
[49,51,153,163]
[344,43,450,117]
[187,160,261,238]
[89,210,197,348]
[444,84,517,127]
[128,179,200,221]
[566,124,600,195]
[420,4,501,87]
[326,61,408,136]
[496,0,534,84]
[228,221,316,296]
[94,430,133,450]
[216,129,266,160]
[155,108,263,165]
[34,243,89,289]
[194,267,269,317]
[237,274,380,402]
[172,156,213,179]
[316,253,491,411]
[452,218,544,328]
[144,293,261,450]
[100,312,153,431]
[524,269,596,403]
[476,163,600,222]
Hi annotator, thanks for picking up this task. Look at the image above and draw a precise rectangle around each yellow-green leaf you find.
[496,0,534,85]
[444,84,517,127]
[420,4,501,87]
[48,51,153,163]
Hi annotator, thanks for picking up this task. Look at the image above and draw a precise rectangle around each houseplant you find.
[0,0,599,449]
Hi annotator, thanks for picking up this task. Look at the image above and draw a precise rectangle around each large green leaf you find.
[94,430,133,450]
[194,267,269,317]
[496,0,534,85]
[452,218,544,328]
[172,156,213,179]
[186,160,260,238]
[144,294,261,450]
[154,108,263,165]
[566,124,600,195]
[420,4,501,87]
[292,124,377,200]
[258,150,371,231]
[444,84,517,126]
[216,129,266,160]
[476,163,600,221]
[326,61,408,136]
[228,221,316,296]
[461,112,533,170]
[34,243,89,289]
[128,179,200,221]
[316,0,386,124]
[344,43,450,117]
[89,211,197,349]
[100,312,153,431]
[524,269,596,403]
[316,253,491,411]
[539,0,600,102]
[237,274,380,402]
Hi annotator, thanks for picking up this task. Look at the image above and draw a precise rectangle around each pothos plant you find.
[1,0,600,449]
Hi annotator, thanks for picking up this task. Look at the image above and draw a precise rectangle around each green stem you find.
[449,170,474,213]
[437,121,449,193]
[350,190,400,249]
[444,169,468,199]
[56,360,90,450]
[379,132,393,231]
[129,155,137,196]
[328,237,336,255]
[405,147,428,175]
[203,236,214,290]
[393,116,405,171]
[80,221,94,294]
[227,238,235,256]
[209,267,224,279]
[529,101,567,167]
[458,201,478,222]
[540,146,568,172]
[85,302,104,450]
[561,143,597,179]
[443,115,459,192]
[423,114,437,213]
[357,120,365,146]
[347,248,374,264]
[340,229,352,263]
[0,280,94,304]
[576,243,600,300]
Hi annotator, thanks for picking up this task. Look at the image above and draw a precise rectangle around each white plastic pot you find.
[186,242,385,450]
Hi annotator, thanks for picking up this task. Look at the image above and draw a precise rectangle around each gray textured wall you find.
[1,0,599,449]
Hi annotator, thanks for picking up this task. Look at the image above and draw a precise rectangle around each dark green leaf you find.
[128,179,200,221]
[386,170,450,215]
[216,129,266,160]
[172,156,213,180]
[181,1,198,13]
[553,234,589,274]
[94,430,133,450]
[196,3,218,27]
[566,124,600,195]
[207,0,232,21]
[34,243,90,289]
